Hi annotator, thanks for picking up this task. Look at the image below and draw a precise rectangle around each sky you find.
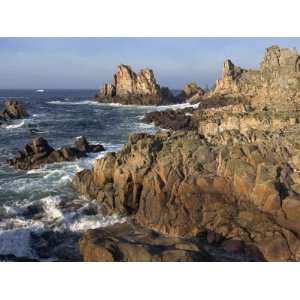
[0,37,300,90]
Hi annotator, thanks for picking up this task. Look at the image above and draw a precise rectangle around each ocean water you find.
[0,89,197,260]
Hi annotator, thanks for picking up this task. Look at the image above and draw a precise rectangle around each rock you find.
[222,239,244,254]
[142,108,195,131]
[0,99,29,126]
[95,64,179,105]
[74,44,300,261]
[73,127,300,261]
[178,82,205,102]
[79,222,211,262]
[7,136,105,170]
[209,45,300,109]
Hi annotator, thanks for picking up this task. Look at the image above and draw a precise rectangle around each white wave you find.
[92,101,200,111]
[66,213,126,232]
[41,196,64,221]
[156,102,200,111]
[135,122,156,130]
[48,100,97,106]
[4,120,25,129]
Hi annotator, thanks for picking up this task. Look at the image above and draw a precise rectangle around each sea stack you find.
[0,99,29,126]
[95,64,178,105]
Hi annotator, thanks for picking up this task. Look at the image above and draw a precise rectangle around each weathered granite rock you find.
[210,45,300,108]
[0,100,29,126]
[80,222,212,262]
[96,64,178,105]
[73,126,300,261]
[8,136,105,170]
[74,44,300,261]
[178,82,205,103]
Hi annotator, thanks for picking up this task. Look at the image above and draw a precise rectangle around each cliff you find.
[211,45,300,108]
[95,64,178,105]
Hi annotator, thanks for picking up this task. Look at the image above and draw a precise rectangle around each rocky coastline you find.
[73,45,300,261]
[3,44,300,262]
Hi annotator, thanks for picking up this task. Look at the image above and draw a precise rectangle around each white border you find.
[0,0,299,36]
[0,0,299,299]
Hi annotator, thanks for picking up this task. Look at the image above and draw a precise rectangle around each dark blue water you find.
[0,89,159,258]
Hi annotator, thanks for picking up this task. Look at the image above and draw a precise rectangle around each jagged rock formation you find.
[73,113,300,261]
[0,100,29,126]
[178,82,205,103]
[8,136,105,170]
[95,64,178,105]
[73,45,300,262]
[211,45,300,108]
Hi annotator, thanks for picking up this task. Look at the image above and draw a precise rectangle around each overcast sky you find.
[0,37,300,89]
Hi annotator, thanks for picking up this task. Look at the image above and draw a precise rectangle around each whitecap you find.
[48,100,97,106]
[4,120,25,129]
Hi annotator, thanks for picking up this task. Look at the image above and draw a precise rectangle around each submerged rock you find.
[8,136,105,170]
[95,64,179,105]
[0,100,29,126]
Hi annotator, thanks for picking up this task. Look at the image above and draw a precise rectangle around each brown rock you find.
[8,136,105,170]
[0,99,29,125]
[80,223,211,262]
[95,64,178,105]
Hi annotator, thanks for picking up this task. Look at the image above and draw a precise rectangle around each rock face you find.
[8,136,105,170]
[211,45,300,108]
[80,222,212,262]
[96,64,178,105]
[0,100,29,125]
[178,82,205,103]
[74,45,300,262]
[73,121,300,261]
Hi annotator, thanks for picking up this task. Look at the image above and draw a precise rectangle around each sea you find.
[0,89,194,260]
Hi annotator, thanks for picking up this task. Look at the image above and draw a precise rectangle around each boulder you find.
[79,222,212,262]
[7,136,105,170]
[142,108,195,130]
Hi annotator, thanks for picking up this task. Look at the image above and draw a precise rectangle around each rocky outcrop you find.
[95,64,178,105]
[0,100,29,126]
[73,44,300,261]
[73,119,300,261]
[80,222,212,262]
[142,108,195,131]
[178,82,205,103]
[211,45,300,108]
[8,136,105,170]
